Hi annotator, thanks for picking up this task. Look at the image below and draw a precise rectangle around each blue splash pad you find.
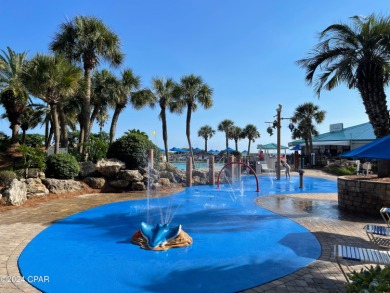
[18,176,336,292]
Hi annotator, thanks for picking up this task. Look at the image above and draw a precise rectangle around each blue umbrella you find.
[290,145,302,151]
[341,135,390,160]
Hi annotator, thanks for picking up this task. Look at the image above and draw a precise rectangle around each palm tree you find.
[19,103,45,144]
[292,102,325,154]
[197,125,215,152]
[297,14,390,139]
[229,126,243,151]
[291,121,319,156]
[242,124,260,162]
[131,77,177,162]
[173,74,213,164]
[109,69,140,143]
[23,53,82,153]
[50,16,124,156]
[0,47,30,145]
[218,119,234,154]
[90,69,117,134]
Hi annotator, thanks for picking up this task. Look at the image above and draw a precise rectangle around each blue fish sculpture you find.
[140,222,182,250]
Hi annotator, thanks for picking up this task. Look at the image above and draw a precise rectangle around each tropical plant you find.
[346,265,390,292]
[46,153,80,179]
[109,69,140,143]
[0,47,30,145]
[297,14,390,176]
[83,132,110,163]
[197,125,215,152]
[217,119,234,154]
[242,124,260,161]
[131,77,177,162]
[23,134,46,147]
[50,16,124,157]
[0,170,17,186]
[17,144,46,178]
[292,102,325,155]
[172,74,213,165]
[229,126,243,151]
[23,53,82,154]
[106,131,160,169]
[90,69,116,134]
[19,103,45,144]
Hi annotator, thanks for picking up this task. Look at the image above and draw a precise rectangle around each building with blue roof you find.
[288,122,375,157]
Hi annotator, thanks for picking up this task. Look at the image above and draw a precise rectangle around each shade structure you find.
[290,145,302,151]
[340,135,390,160]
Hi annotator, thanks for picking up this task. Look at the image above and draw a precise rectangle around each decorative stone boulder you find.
[26,178,49,198]
[160,171,177,183]
[131,181,145,191]
[26,169,46,179]
[83,177,106,189]
[159,178,171,187]
[42,178,85,194]
[3,179,27,206]
[193,169,208,179]
[119,170,143,182]
[96,159,126,178]
[79,161,98,178]
[108,179,129,189]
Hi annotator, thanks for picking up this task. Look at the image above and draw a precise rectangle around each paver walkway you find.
[0,170,385,292]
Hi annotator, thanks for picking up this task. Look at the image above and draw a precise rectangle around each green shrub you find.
[84,132,109,163]
[324,164,357,176]
[0,170,17,185]
[46,153,80,179]
[107,132,160,169]
[23,134,45,147]
[346,265,390,292]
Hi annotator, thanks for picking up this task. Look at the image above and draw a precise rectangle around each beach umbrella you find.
[169,147,179,152]
[340,135,390,160]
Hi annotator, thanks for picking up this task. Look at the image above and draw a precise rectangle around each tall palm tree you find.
[23,53,82,153]
[242,124,260,162]
[0,47,30,145]
[173,74,213,164]
[229,126,243,151]
[197,125,215,152]
[218,119,234,154]
[131,77,177,162]
[297,14,390,139]
[50,16,124,156]
[109,69,140,143]
[292,102,325,154]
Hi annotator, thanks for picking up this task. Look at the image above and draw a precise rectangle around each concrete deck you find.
[0,170,385,293]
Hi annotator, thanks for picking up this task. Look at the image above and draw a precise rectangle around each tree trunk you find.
[21,129,26,144]
[161,106,169,163]
[82,68,92,159]
[50,103,60,154]
[235,140,238,151]
[204,138,208,152]
[356,64,390,138]
[10,122,20,145]
[186,104,195,167]
[377,160,390,178]
[247,141,251,164]
[110,105,123,143]
[57,102,69,148]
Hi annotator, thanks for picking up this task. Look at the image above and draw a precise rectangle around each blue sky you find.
[1,1,389,152]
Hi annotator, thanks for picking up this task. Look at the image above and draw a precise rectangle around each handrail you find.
[216,162,260,192]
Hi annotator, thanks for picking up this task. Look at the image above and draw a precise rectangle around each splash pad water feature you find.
[18,174,337,292]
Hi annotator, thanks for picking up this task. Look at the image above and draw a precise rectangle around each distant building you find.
[288,122,375,157]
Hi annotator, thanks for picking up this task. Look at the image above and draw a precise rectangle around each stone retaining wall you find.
[338,176,390,215]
